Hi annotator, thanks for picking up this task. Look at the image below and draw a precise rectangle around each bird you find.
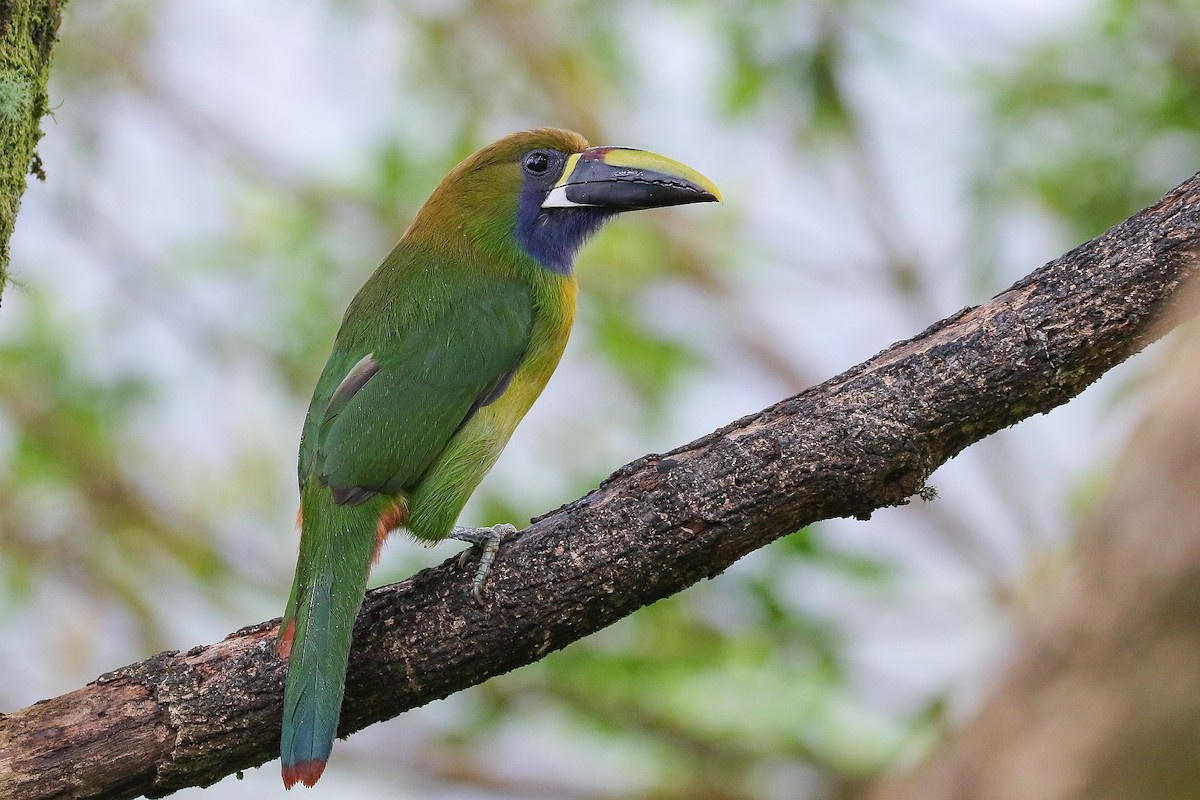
[277,127,720,788]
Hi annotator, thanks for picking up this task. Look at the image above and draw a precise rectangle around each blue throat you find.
[515,185,613,274]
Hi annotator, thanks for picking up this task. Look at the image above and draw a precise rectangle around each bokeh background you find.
[3,0,1198,797]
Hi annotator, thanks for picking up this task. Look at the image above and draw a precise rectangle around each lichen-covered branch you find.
[863,308,1200,800]
[0,0,64,306]
[2,173,1200,798]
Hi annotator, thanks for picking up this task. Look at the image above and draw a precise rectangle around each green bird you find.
[277,127,720,788]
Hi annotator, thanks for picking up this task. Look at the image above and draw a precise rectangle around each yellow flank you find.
[486,275,575,432]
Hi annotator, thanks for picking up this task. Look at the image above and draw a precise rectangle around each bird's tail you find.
[278,482,388,789]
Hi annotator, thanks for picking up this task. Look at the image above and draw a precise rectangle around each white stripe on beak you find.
[541,186,589,208]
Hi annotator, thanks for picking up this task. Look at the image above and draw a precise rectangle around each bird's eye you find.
[522,151,553,176]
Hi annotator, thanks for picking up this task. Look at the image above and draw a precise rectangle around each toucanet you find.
[278,127,720,788]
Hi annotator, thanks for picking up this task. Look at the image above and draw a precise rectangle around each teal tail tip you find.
[282,759,327,789]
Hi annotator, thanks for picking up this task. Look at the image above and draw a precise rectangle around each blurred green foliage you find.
[972,0,1200,280]
[2,0,1197,797]
[0,294,228,647]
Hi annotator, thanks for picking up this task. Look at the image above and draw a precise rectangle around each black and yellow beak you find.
[541,146,722,211]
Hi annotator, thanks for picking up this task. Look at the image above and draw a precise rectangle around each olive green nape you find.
[456,127,590,171]
[404,127,591,249]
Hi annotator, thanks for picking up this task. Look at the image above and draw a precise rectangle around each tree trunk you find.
[0,0,63,307]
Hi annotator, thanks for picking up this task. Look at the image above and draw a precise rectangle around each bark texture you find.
[2,173,1200,798]
[864,319,1200,800]
[0,0,63,305]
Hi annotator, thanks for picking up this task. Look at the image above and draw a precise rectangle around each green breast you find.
[402,268,577,539]
[299,243,577,539]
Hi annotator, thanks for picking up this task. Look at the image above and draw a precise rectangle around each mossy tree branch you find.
[0,0,64,306]
[2,174,1200,798]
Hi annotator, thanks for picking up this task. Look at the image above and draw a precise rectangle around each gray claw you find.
[449,523,514,604]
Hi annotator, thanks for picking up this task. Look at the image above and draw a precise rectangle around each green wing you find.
[299,277,532,503]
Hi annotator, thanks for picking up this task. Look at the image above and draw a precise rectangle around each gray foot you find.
[449,523,515,604]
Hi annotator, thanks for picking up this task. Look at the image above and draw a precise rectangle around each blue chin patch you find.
[515,184,613,274]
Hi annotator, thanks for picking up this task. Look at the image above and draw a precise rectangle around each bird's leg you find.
[449,523,514,604]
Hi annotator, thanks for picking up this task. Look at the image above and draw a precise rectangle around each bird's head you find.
[409,128,721,274]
